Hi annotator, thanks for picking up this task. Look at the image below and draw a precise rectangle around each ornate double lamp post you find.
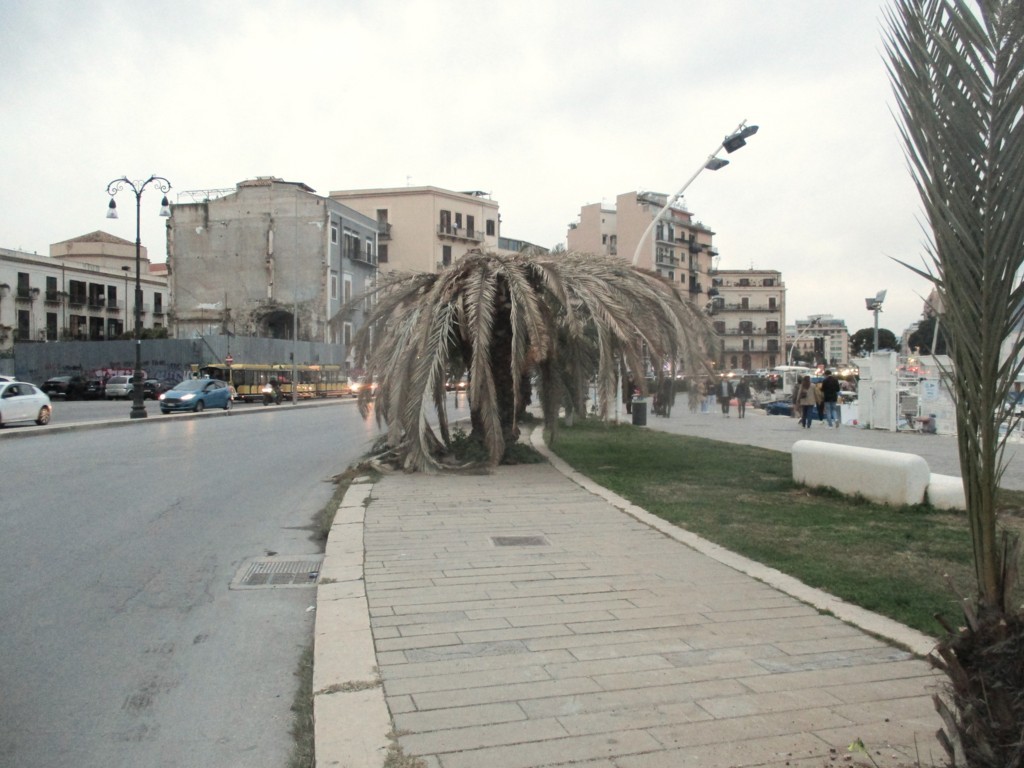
[106,175,172,419]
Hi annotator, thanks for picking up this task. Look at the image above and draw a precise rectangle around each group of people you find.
[699,377,752,417]
[792,370,842,428]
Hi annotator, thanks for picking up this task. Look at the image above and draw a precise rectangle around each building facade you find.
[709,269,786,372]
[167,178,378,360]
[786,315,850,367]
[329,186,504,273]
[567,191,717,308]
[0,233,168,360]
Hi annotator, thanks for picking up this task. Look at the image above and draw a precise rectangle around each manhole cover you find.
[231,556,324,589]
[491,536,548,547]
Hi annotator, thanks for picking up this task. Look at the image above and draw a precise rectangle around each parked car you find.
[764,400,794,417]
[159,378,233,413]
[104,375,135,399]
[42,374,87,400]
[0,375,15,383]
[83,378,106,399]
[0,381,52,427]
[142,378,176,400]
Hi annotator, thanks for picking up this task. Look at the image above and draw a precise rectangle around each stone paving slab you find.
[340,463,943,767]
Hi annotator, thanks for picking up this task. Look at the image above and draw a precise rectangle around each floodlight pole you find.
[631,120,758,267]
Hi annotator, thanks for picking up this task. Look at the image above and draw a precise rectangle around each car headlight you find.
[180,393,195,401]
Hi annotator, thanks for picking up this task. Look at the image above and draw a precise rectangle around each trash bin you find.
[631,397,647,426]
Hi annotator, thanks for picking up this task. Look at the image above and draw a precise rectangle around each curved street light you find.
[631,121,759,267]
[106,175,172,419]
[788,314,825,366]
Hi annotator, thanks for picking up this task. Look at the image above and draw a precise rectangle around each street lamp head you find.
[723,124,759,153]
[106,198,119,219]
[159,196,171,218]
[704,157,730,171]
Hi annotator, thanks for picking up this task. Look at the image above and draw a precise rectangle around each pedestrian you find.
[821,369,841,428]
[719,377,733,417]
[701,378,715,413]
[623,374,635,415]
[734,378,751,418]
[793,375,817,428]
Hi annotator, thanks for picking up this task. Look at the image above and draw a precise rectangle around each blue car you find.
[159,378,233,413]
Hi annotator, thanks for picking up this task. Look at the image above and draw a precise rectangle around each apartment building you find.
[567,191,717,307]
[167,178,378,351]
[329,186,504,273]
[709,269,786,372]
[0,233,168,356]
[786,315,850,367]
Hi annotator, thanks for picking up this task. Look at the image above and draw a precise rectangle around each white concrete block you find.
[792,440,930,506]
[928,473,966,510]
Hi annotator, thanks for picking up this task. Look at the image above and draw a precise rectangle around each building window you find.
[68,280,86,305]
[486,219,495,236]
[439,210,452,234]
[768,296,777,310]
[154,293,163,314]
[740,297,749,310]
[378,244,388,263]
[343,321,353,350]
[365,237,374,264]
[17,272,30,298]
[466,215,475,237]
[17,309,30,340]
[739,321,753,335]
[46,276,58,301]
[763,278,775,287]
[713,321,726,334]
[454,212,463,232]
[442,245,452,267]
[331,224,339,244]
[343,275,352,303]
[766,320,779,334]
[46,312,58,341]
[331,271,338,300]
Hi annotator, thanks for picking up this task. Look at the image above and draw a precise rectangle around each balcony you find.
[720,302,781,313]
[437,225,483,243]
[378,222,392,241]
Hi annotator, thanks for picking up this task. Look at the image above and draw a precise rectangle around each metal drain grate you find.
[491,536,549,547]
[231,556,324,589]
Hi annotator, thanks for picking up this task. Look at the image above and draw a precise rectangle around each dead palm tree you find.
[885,1,1024,764]
[348,249,716,471]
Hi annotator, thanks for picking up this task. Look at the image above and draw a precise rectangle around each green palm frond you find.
[885,0,1024,609]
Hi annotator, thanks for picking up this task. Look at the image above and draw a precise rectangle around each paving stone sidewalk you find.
[319,454,945,768]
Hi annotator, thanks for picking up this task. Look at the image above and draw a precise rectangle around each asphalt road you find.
[0,400,378,768]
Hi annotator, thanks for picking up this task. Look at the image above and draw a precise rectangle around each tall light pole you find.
[106,175,172,419]
[865,290,887,353]
[788,314,825,366]
[631,121,759,267]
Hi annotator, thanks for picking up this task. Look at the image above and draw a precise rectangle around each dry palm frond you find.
[347,249,716,471]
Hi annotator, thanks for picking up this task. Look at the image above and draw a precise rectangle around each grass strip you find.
[548,419,1024,637]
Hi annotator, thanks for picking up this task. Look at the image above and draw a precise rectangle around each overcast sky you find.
[1,0,934,339]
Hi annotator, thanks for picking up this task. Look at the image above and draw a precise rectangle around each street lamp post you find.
[106,175,172,419]
[865,290,887,353]
[631,121,759,267]
[788,314,825,366]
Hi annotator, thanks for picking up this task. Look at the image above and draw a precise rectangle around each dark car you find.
[41,374,87,400]
[142,379,176,400]
[83,378,106,399]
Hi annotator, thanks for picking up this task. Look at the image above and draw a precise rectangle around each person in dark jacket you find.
[734,378,752,418]
[821,370,842,428]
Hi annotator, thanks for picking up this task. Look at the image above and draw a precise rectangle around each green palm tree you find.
[885,1,1024,764]
[348,249,716,471]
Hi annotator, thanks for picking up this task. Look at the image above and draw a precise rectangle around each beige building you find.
[167,178,378,350]
[0,233,168,354]
[329,186,504,273]
[709,269,786,372]
[567,191,717,306]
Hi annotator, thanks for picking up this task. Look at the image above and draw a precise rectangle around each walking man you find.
[821,370,841,428]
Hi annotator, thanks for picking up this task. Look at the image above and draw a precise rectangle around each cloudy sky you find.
[1,0,934,339]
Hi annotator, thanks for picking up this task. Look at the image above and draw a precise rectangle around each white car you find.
[105,375,134,399]
[0,381,52,427]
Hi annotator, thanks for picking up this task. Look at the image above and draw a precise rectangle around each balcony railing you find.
[378,222,392,240]
[720,303,781,313]
[437,225,483,242]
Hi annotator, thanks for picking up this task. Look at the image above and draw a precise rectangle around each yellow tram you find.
[191,363,351,402]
